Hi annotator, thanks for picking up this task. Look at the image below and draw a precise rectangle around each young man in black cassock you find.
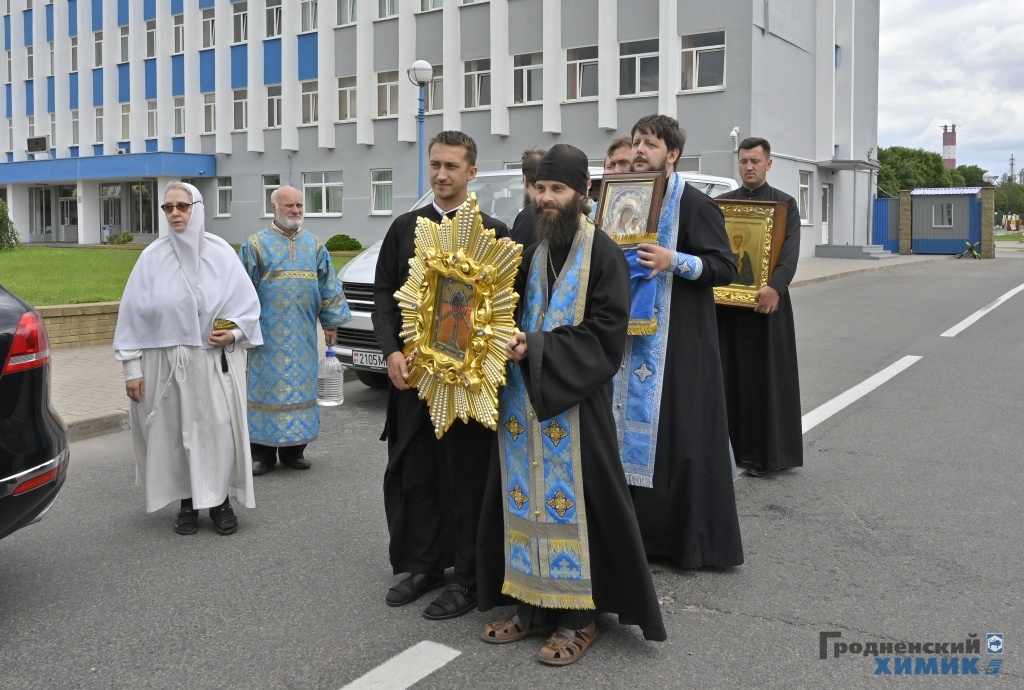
[478,144,665,666]
[614,115,744,569]
[716,137,803,476]
[373,131,509,620]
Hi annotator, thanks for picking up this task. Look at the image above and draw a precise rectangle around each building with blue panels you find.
[0,0,879,258]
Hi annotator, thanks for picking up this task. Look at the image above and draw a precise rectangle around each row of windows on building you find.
[211,170,395,220]
[4,33,726,152]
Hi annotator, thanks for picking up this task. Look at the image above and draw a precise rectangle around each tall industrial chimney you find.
[942,124,956,169]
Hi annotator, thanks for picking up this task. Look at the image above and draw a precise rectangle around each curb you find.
[67,411,130,443]
[791,255,951,288]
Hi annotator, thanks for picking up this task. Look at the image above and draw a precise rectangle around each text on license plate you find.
[352,350,387,370]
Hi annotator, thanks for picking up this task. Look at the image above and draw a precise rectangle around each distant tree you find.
[955,164,991,187]
[995,180,1024,217]
[877,146,954,197]
[0,199,19,252]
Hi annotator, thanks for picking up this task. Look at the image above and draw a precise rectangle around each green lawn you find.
[0,246,353,307]
[995,232,1022,242]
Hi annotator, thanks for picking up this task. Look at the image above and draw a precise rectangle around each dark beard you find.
[535,196,585,248]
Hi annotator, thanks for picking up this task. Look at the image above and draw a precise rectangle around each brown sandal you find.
[537,622,599,666]
[480,613,556,645]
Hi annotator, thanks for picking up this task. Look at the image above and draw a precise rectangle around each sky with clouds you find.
[878,1,1024,178]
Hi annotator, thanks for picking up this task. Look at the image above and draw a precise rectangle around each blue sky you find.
[878,1,1024,177]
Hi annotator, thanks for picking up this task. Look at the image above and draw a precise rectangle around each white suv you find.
[335,169,737,388]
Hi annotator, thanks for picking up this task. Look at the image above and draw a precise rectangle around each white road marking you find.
[800,355,923,434]
[341,641,461,690]
[940,282,1024,338]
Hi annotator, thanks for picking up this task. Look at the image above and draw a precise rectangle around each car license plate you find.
[352,350,386,371]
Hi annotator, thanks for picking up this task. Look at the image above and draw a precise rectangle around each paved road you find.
[2,255,1022,689]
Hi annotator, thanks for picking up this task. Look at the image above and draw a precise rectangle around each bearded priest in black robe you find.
[616,115,744,569]
[478,145,666,667]
[716,137,803,476]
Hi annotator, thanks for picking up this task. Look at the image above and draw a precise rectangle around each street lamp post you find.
[407,60,435,200]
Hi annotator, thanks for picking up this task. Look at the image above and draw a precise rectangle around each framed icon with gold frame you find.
[713,200,787,308]
[394,195,523,437]
[595,172,667,241]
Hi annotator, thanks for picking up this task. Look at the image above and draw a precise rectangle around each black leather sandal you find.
[174,507,199,535]
[209,501,238,535]
[422,583,477,620]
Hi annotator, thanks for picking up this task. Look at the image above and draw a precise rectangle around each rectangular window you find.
[202,9,216,49]
[27,115,34,137]
[174,15,185,54]
[566,46,598,100]
[425,65,443,112]
[376,70,398,117]
[120,25,129,63]
[338,0,356,25]
[301,0,318,32]
[203,93,216,133]
[420,0,442,10]
[49,41,54,74]
[302,171,344,215]
[233,89,248,130]
[49,113,55,145]
[233,2,248,44]
[120,103,130,140]
[371,169,393,214]
[513,52,543,105]
[26,46,33,78]
[266,0,282,38]
[147,100,158,138]
[71,109,79,145]
[70,38,77,72]
[337,76,356,121]
[94,107,103,142]
[681,31,725,91]
[933,202,953,227]
[263,174,281,215]
[619,39,659,96]
[7,50,12,82]
[267,84,282,128]
[145,20,156,58]
[301,80,318,124]
[464,58,491,109]
[174,97,185,135]
[799,171,811,222]
[216,177,232,216]
[378,0,397,19]
[7,118,12,152]
[94,31,103,66]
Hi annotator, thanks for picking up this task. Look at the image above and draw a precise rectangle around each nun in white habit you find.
[113,182,263,535]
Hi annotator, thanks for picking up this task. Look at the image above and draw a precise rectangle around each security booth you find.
[910,188,982,255]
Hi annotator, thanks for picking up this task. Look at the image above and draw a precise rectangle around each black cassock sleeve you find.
[518,232,631,421]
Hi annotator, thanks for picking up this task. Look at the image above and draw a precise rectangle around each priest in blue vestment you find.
[239,185,351,475]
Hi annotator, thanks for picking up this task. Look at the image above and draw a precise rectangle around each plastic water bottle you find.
[317,346,345,407]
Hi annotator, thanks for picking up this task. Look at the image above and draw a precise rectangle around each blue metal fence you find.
[872,196,900,252]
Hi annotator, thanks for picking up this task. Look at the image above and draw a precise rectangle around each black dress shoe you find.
[281,455,311,470]
[746,464,769,477]
[252,459,274,475]
[385,573,447,607]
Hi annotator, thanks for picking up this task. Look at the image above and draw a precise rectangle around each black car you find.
[0,282,69,541]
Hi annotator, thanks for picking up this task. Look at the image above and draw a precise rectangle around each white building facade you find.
[0,0,878,258]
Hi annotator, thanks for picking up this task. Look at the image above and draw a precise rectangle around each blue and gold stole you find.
[612,173,684,487]
[497,217,596,611]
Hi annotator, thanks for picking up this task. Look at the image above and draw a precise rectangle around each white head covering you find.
[113,183,263,350]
